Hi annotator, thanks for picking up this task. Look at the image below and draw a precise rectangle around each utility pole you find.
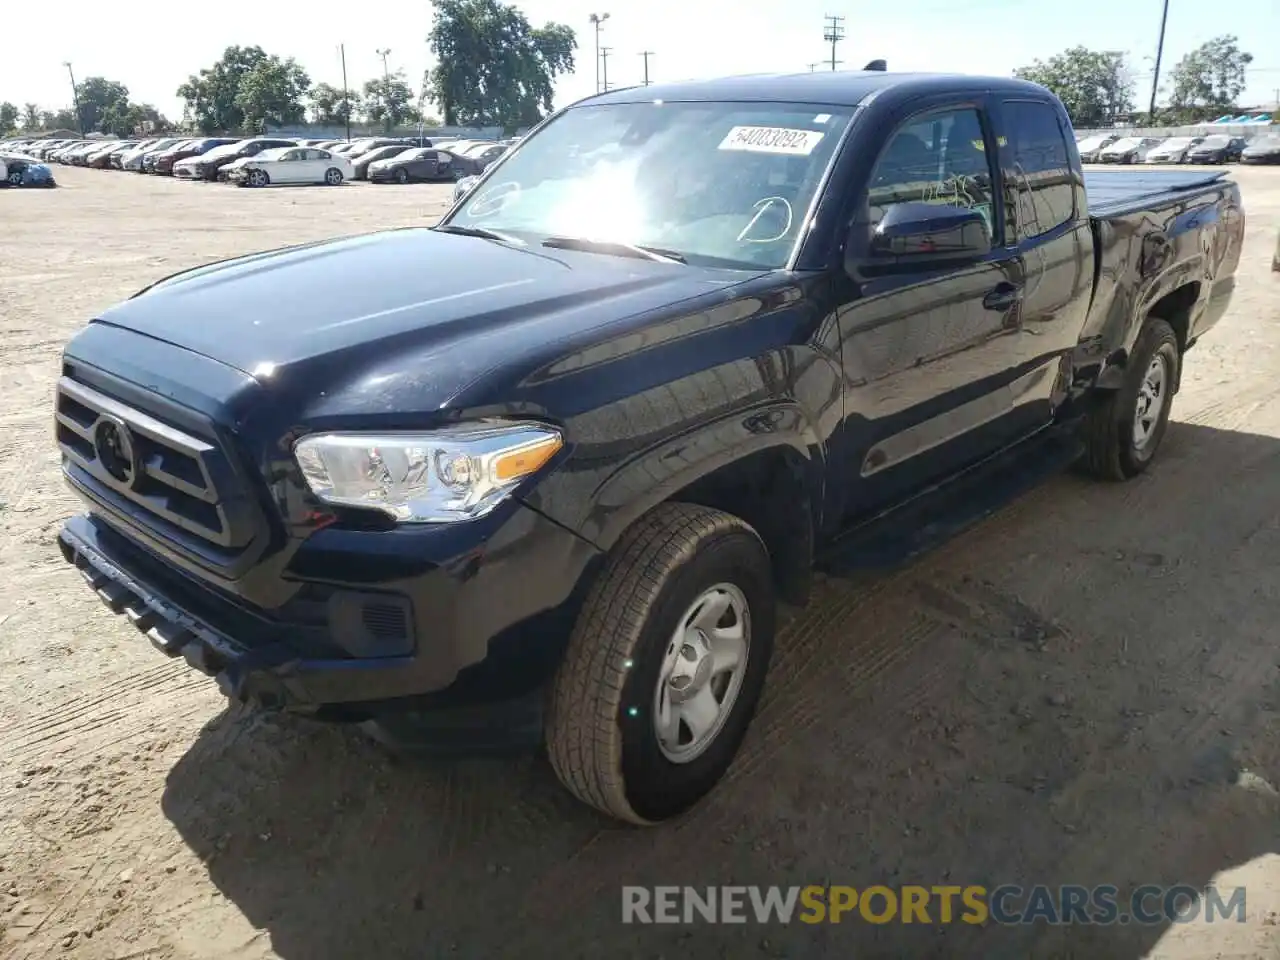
[1147,0,1169,121]
[639,50,654,86]
[808,62,823,73]
[822,15,845,72]
[62,61,84,136]
[376,48,392,133]
[601,47,612,92]
[339,44,351,143]
[588,13,610,93]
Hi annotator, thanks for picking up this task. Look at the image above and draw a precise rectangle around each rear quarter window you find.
[998,100,1077,241]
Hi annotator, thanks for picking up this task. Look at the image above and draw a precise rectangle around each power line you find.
[639,50,654,86]
[600,47,612,91]
[822,14,845,72]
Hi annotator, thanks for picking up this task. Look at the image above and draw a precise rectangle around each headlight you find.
[294,422,563,523]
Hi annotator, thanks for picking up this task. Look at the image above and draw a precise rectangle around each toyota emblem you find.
[93,416,140,488]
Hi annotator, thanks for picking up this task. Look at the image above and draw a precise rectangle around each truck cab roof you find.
[587,70,1055,107]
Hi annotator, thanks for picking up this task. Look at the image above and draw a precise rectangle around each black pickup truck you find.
[55,70,1243,825]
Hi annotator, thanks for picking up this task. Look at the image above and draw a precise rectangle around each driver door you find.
[831,100,1039,523]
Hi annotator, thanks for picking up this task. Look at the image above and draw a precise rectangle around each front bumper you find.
[58,494,600,717]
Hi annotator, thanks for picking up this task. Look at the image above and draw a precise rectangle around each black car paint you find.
[1186,137,1247,164]
[56,71,1243,727]
[368,149,459,183]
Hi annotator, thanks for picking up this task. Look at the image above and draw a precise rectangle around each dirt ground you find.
[1,164,1279,960]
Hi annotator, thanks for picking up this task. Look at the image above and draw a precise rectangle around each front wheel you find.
[545,503,775,825]
[324,167,344,186]
[396,168,408,184]
[247,169,269,188]
[1080,317,1180,480]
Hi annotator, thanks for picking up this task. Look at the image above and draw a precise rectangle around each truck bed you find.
[1084,169,1231,218]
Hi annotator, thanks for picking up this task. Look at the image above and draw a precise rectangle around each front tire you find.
[247,169,269,188]
[396,168,408,184]
[324,167,343,186]
[546,503,775,825]
[1080,317,1180,480]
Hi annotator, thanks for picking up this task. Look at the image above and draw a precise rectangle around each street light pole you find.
[339,44,352,143]
[588,13,610,94]
[62,61,84,136]
[376,48,392,133]
[1147,0,1170,121]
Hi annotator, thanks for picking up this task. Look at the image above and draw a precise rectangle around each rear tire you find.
[545,503,775,825]
[1080,317,1180,481]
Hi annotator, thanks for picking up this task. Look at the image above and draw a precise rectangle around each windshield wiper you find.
[434,223,524,246]
[540,236,687,264]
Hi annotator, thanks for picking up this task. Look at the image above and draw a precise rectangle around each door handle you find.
[983,282,1023,312]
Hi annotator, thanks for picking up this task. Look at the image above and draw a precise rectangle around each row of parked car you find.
[0,133,516,188]
[1075,131,1280,165]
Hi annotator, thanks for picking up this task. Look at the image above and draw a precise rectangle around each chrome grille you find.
[56,377,253,552]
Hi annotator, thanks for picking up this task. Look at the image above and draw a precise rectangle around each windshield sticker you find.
[718,126,825,155]
[813,113,832,124]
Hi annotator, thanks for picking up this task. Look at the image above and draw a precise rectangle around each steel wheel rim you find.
[652,582,750,764]
[1133,353,1168,450]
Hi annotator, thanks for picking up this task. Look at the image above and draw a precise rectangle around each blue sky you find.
[2,0,1277,123]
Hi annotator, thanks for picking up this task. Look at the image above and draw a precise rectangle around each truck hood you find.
[94,227,760,410]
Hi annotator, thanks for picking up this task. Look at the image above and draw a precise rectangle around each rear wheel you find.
[546,503,775,825]
[1080,317,1180,480]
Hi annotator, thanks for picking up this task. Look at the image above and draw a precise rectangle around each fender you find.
[1094,201,1220,392]
[573,399,825,553]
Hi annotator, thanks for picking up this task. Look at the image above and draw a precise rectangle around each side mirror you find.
[849,202,992,274]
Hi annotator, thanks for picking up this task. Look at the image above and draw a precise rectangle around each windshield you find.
[1077,136,1107,151]
[445,100,854,270]
[203,142,245,159]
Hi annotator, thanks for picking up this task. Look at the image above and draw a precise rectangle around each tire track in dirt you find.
[4,660,211,766]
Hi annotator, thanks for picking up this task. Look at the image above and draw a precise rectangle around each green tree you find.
[1168,35,1253,118]
[40,108,79,132]
[308,82,360,125]
[362,72,417,132]
[427,0,576,130]
[234,57,311,132]
[21,103,40,130]
[178,45,276,133]
[0,102,17,134]
[100,102,171,137]
[74,77,131,132]
[1014,47,1134,128]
